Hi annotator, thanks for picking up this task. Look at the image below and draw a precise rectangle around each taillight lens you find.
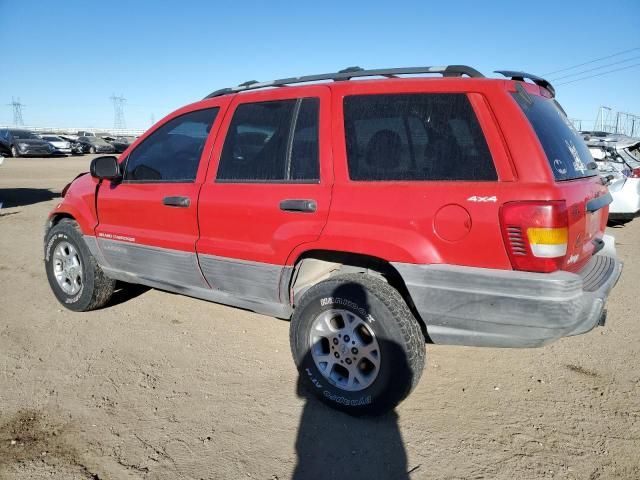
[500,201,569,273]
[631,167,640,178]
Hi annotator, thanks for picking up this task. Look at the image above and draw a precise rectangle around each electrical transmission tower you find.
[7,97,25,125]
[110,94,127,130]
[594,106,613,132]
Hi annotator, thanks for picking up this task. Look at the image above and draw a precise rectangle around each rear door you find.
[196,86,332,303]
[94,104,227,287]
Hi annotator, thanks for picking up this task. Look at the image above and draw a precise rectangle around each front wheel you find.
[10,145,20,157]
[290,274,425,416]
[45,219,115,311]
[89,146,96,154]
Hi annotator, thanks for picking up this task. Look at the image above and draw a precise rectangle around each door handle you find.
[163,196,191,208]
[279,199,317,213]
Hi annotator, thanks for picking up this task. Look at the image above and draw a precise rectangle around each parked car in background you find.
[39,134,73,155]
[76,131,95,137]
[102,135,134,153]
[0,128,54,157]
[58,135,85,155]
[588,138,640,223]
[45,65,622,416]
[77,135,116,154]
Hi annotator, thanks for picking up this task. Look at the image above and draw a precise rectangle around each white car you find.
[589,139,640,223]
[39,135,72,155]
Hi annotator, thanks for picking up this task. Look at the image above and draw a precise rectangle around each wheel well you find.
[289,250,429,340]
[45,213,76,236]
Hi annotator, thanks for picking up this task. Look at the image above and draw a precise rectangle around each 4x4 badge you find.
[467,196,497,203]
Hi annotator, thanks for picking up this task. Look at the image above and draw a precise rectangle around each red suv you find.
[44,65,622,415]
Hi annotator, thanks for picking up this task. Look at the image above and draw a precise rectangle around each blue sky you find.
[1,0,638,130]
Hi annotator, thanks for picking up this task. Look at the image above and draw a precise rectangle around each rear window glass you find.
[343,94,496,181]
[513,92,596,180]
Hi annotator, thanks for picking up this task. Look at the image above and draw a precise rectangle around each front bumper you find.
[52,148,72,155]
[393,254,623,348]
[18,145,53,156]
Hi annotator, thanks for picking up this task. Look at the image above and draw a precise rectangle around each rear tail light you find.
[500,201,569,273]
[631,167,640,178]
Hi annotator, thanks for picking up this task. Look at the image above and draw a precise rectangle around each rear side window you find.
[124,108,219,182]
[343,94,496,181]
[513,92,596,180]
[216,98,320,182]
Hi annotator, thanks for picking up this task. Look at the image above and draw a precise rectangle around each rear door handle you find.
[163,196,191,208]
[279,199,317,213]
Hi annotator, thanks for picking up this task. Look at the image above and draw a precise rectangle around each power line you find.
[556,62,640,86]
[548,55,640,81]
[541,47,640,76]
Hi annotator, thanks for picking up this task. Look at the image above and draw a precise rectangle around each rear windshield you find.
[513,92,596,180]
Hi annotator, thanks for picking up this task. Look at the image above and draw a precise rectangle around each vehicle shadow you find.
[0,188,60,208]
[293,381,410,480]
[292,280,413,480]
[104,282,150,308]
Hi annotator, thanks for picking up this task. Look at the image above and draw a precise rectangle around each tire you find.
[44,219,115,311]
[10,145,20,157]
[290,273,425,416]
[89,146,96,154]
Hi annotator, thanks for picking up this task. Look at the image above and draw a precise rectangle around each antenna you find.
[109,94,127,130]
[7,97,25,125]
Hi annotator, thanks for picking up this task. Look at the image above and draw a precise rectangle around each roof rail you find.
[204,65,484,99]
[494,70,556,97]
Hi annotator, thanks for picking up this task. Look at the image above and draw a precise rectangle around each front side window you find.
[343,94,497,181]
[216,98,320,182]
[124,108,219,182]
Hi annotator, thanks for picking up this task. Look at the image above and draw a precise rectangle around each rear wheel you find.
[10,145,19,157]
[45,219,115,311]
[290,273,425,416]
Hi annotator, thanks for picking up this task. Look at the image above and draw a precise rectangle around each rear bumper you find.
[393,254,623,348]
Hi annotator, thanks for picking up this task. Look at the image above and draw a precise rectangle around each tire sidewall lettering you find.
[319,296,376,323]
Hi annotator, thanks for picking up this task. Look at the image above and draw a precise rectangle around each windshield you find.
[42,136,62,141]
[513,92,597,180]
[11,130,39,140]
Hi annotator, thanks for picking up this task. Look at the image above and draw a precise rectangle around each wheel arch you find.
[46,207,94,237]
[286,249,429,340]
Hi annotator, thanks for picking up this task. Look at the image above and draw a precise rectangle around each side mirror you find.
[90,156,121,180]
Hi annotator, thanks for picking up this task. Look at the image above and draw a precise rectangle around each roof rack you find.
[494,70,556,97]
[204,65,485,99]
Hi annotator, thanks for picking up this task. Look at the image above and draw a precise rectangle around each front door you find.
[197,86,333,303]
[94,105,226,288]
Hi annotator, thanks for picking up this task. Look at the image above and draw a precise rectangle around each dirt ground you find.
[0,155,639,480]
